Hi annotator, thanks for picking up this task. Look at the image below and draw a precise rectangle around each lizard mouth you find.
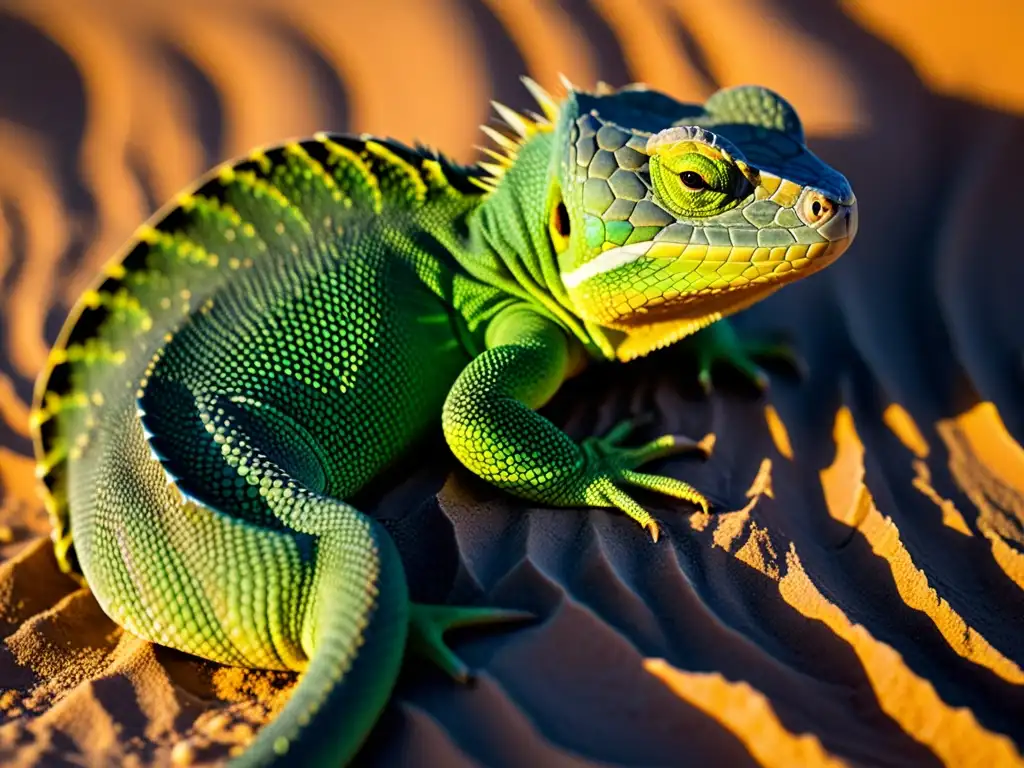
[562,201,857,327]
[638,230,854,325]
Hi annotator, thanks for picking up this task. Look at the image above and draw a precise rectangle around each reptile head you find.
[530,81,857,329]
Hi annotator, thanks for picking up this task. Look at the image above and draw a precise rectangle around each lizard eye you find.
[648,149,747,219]
[680,171,706,190]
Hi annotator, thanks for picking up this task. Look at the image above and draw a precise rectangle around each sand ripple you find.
[1,0,1023,765]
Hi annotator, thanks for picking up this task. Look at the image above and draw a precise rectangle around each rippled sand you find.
[1,0,1024,765]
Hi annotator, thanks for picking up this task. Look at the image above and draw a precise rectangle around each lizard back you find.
[31,134,485,574]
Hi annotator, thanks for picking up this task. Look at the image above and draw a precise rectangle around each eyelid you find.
[665,152,713,175]
[645,126,746,166]
[650,150,744,217]
[669,154,728,191]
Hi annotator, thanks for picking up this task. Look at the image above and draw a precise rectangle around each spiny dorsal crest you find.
[471,76,562,193]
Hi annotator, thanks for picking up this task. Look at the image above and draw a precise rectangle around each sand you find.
[1,0,1023,765]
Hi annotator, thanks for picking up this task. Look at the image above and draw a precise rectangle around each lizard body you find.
[30,80,856,765]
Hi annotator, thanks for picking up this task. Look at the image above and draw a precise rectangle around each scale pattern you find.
[33,133,486,765]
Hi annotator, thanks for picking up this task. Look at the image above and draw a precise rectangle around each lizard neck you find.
[460,134,617,359]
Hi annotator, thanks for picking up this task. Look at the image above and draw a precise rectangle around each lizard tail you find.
[232,515,411,767]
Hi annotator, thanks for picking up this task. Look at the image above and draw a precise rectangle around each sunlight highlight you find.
[644,660,846,768]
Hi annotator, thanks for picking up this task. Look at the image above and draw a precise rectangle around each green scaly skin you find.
[30,79,857,765]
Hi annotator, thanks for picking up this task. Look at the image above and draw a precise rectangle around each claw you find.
[582,420,714,541]
[645,519,660,543]
[621,433,707,465]
[621,469,710,514]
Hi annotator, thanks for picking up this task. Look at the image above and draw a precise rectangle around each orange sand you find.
[1,0,1024,765]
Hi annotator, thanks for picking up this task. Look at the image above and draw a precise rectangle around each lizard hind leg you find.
[134,378,414,766]
[136,377,530,761]
[408,603,534,683]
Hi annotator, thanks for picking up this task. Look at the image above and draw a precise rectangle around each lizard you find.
[29,77,857,766]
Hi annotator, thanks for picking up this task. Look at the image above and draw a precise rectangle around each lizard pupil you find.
[680,171,706,190]
[552,201,570,237]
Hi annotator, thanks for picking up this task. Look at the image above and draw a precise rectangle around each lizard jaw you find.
[561,200,856,329]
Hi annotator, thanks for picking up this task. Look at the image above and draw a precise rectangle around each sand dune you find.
[1,0,1023,765]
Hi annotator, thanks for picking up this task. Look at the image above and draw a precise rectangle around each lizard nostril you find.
[800,191,836,227]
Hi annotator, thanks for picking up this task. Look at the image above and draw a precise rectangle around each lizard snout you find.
[816,198,858,244]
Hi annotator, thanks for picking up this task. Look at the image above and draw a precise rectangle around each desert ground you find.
[1,0,1024,765]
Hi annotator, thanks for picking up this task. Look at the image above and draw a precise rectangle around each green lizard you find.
[30,78,856,765]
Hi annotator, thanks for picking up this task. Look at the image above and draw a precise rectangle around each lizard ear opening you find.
[549,190,570,254]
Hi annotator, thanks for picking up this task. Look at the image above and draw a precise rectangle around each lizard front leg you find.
[686,318,806,394]
[442,305,709,541]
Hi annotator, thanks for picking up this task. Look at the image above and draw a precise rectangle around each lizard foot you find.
[690,320,807,395]
[580,417,713,543]
[408,603,533,683]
